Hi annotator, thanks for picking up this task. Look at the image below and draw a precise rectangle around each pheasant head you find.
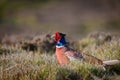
[52,32,67,48]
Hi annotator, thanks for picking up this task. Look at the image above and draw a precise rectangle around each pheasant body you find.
[53,32,120,67]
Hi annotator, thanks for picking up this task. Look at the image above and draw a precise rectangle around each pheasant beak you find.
[51,34,55,39]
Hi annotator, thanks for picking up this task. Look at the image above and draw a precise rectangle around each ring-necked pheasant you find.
[52,32,120,69]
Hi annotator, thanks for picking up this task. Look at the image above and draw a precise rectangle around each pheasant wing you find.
[64,48,83,61]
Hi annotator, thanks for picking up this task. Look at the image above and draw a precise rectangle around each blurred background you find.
[0,0,120,39]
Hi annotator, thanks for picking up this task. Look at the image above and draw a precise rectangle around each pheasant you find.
[52,32,120,69]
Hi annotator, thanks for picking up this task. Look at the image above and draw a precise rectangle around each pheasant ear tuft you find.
[60,33,66,36]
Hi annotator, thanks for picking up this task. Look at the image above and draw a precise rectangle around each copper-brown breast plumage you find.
[56,47,70,65]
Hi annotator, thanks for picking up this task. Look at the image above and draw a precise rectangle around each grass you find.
[0,32,120,80]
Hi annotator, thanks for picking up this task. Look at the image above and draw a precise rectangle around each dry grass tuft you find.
[0,32,120,80]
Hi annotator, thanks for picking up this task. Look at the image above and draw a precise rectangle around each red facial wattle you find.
[55,32,62,42]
